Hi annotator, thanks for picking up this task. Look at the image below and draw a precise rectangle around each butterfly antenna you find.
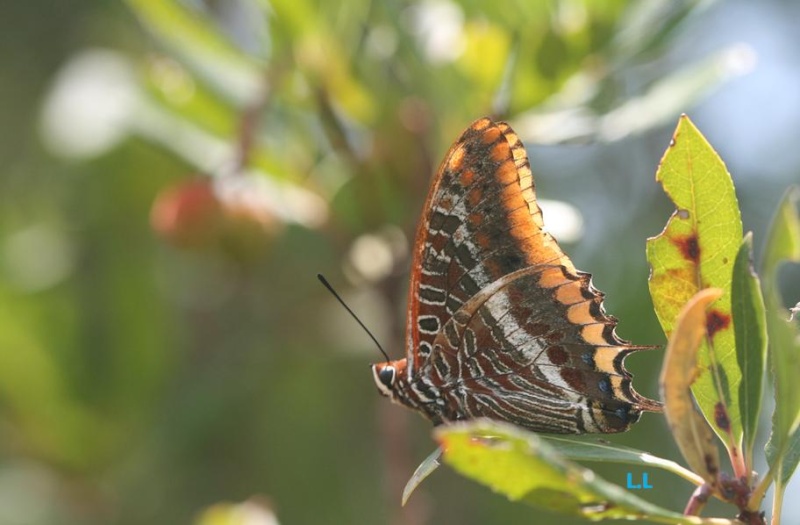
[317,274,391,362]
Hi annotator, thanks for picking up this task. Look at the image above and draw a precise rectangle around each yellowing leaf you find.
[646,115,743,463]
[436,420,735,524]
[660,288,723,487]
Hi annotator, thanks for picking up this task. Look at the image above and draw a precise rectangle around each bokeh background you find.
[1,1,799,524]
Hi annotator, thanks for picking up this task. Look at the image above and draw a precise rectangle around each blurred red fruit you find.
[150,177,282,261]
[151,178,222,249]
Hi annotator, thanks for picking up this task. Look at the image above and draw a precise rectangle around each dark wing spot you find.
[454,243,477,268]
[500,252,523,271]
[419,286,446,305]
[418,316,440,334]
[441,214,461,235]
[419,341,432,358]
[527,322,550,337]
[546,345,568,366]
[614,406,631,424]
[561,368,586,391]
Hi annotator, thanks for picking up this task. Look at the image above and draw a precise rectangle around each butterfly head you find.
[371,360,407,399]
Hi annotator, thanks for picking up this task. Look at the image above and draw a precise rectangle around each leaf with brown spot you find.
[660,288,723,487]
[647,116,743,460]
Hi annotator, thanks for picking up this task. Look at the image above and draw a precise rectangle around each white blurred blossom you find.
[40,49,137,158]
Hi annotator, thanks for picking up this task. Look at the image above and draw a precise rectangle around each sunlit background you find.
[1,1,799,524]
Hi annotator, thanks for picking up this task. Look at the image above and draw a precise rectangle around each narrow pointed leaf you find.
[598,46,754,142]
[542,437,705,487]
[763,187,800,486]
[731,233,767,469]
[402,447,442,506]
[766,428,800,487]
[660,288,723,487]
[647,115,743,459]
[436,420,735,524]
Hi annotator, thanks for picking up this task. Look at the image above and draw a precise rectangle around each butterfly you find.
[371,117,661,434]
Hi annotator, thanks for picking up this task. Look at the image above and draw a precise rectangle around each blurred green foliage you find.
[0,1,796,524]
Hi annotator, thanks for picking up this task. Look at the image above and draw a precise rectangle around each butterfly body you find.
[372,118,660,434]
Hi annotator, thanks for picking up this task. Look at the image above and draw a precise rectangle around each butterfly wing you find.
[406,118,572,373]
[427,265,660,433]
[405,118,659,433]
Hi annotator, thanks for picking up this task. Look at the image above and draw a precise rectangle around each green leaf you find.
[646,115,744,460]
[436,420,734,524]
[267,0,376,121]
[542,437,705,487]
[761,400,800,520]
[125,0,263,104]
[0,302,101,469]
[402,436,706,505]
[766,428,800,487]
[731,233,767,469]
[659,288,723,487]
[597,47,754,142]
[763,187,800,471]
[763,186,800,288]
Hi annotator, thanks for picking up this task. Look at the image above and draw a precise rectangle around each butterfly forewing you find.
[407,120,568,367]
[389,117,659,434]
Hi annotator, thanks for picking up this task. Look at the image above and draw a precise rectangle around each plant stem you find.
[684,483,712,515]
[770,479,784,525]
[747,463,776,510]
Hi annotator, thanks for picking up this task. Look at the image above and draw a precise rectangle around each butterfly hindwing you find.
[425,265,658,433]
